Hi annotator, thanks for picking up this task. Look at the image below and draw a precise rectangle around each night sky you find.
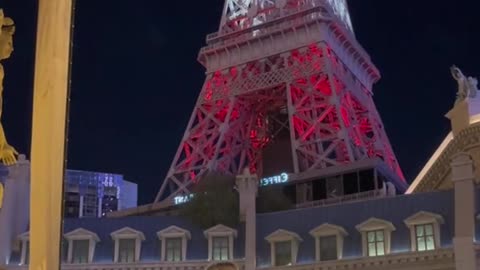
[1,0,479,204]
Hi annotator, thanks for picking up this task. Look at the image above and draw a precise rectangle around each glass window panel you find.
[425,224,434,236]
[368,243,376,257]
[367,230,385,257]
[367,231,375,243]
[212,236,230,261]
[319,235,337,261]
[426,236,435,250]
[416,225,424,237]
[376,242,385,256]
[376,231,384,241]
[119,239,136,263]
[415,224,436,252]
[274,241,292,266]
[417,237,426,251]
[72,240,89,264]
[166,237,182,262]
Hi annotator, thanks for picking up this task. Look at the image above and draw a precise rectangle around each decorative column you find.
[236,168,258,270]
[30,0,73,269]
[451,153,476,270]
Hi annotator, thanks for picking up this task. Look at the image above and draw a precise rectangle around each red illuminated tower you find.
[155,0,405,204]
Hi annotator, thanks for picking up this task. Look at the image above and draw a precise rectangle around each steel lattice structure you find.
[155,0,405,204]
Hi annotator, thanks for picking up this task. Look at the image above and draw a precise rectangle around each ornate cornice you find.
[413,123,480,192]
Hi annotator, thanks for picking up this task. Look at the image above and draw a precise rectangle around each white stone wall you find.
[0,156,30,265]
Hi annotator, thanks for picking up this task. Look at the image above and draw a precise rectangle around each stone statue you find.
[0,10,18,166]
[451,65,478,103]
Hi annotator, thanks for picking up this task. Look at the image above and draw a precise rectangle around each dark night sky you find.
[0,1,479,204]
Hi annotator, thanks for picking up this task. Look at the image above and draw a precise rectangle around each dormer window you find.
[404,211,444,252]
[212,236,230,261]
[366,229,385,256]
[119,239,136,262]
[309,223,348,261]
[64,228,100,264]
[18,232,30,265]
[204,224,237,261]
[157,226,191,262]
[265,229,302,266]
[111,227,145,263]
[71,240,89,263]
[356,218,395,257]
[415,224,434,251]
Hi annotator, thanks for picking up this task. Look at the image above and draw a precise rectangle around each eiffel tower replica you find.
[155,0,406,206]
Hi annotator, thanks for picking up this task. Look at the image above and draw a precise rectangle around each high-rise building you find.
[64,170,138,218]
[155,0,405,206]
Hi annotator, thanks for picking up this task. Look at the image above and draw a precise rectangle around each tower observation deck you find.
[154,0,405,206]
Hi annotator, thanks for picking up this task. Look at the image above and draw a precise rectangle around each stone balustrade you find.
[4,249,455,270]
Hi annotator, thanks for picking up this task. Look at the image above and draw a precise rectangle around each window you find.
[111,227,145,263]
[212,236,230,261]
[72,240,89,263]
[415,224,435,251]
[404,211,443,252]
[158,226,191,262]
[204,224,237,261]
[274,241,292,266]
[356,218,395,257]
[319,235,337,261]
[310,223,347,261]
[367,230,385,257]
[166,237,183,262]
[118,239,136,263]
[265,229,302,266]
[326,176,344,198]
[64,228,100,264]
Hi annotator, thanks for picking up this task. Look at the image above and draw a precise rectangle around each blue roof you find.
[9,189,458,265]
[256,190,454,266]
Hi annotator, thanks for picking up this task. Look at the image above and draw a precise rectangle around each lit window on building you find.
[72,240,89,264]
[274,241,292,266]
[83,194,98,217]
[165,237,183,262]
[367,230,385,256]
[415,224,435,251]
[118,239,136,263]
[212,236,230,261]
[319,235,337,261]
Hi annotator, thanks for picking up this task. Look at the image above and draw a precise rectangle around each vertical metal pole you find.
[30,0,73,269]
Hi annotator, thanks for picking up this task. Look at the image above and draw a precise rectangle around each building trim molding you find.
[407,123,480,193]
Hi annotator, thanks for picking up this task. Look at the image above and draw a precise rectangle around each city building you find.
[2,134,480,269]
[0,165,138,265]
[64,170,138,218]
[1,0,480,270]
